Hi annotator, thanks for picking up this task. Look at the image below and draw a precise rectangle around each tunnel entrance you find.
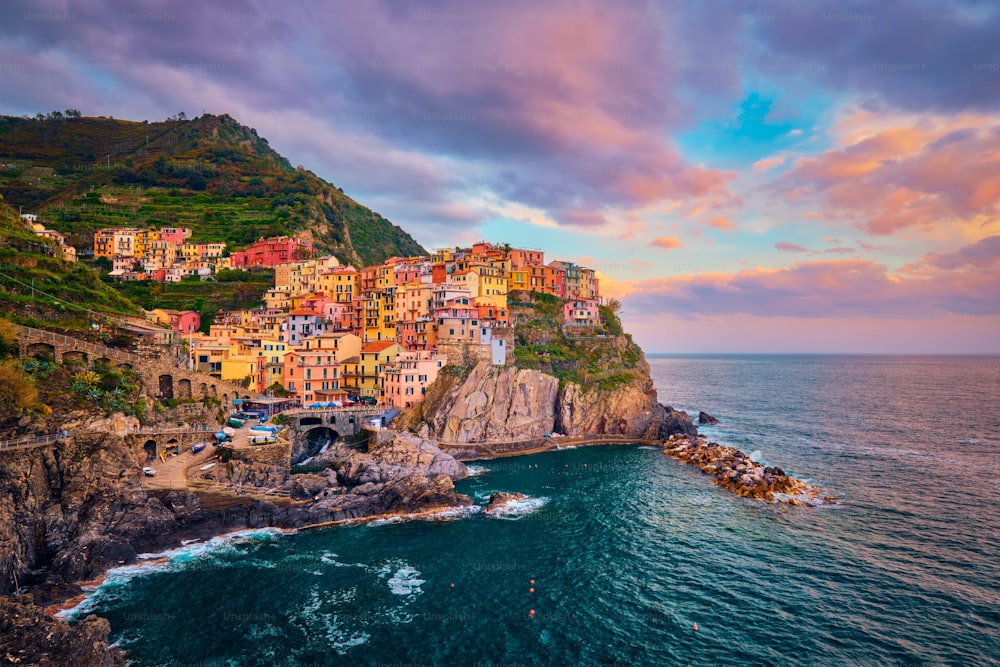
[303,427,340,458]
[143,439,157,462]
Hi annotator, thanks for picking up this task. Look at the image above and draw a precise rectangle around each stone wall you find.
[230,440,291,470]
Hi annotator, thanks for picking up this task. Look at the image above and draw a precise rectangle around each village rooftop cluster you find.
[68,226,604,409]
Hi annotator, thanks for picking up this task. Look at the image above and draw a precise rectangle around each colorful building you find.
[383,351,443,409]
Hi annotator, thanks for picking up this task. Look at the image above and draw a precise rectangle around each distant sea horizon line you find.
[645,351,1000,357]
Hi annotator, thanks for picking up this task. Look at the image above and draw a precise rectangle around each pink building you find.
[563,299,600,327]
[282,332,361,404]
[159,227,192,245]
[165,310,201,334]
[383,351,443,409]
[229,236,314,268]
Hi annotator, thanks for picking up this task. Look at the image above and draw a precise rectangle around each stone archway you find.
[25,342,56,360]
[200,382,208,398]
[158,374,174,400]
[62,350,88,365]
[299,416,322,427]
[210,385,218,398]
[166,438,179,454]
[117,362,133,371]
[143,439,157,462]
[177,378,192,399]
[96,357,112,367]
[303,426,340,457]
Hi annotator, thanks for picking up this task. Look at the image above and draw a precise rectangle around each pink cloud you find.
[617,257,1000,319]
[752,156,786,172]
[775,119,1000,237]
[702,216,736,232]
[651,236,682,250]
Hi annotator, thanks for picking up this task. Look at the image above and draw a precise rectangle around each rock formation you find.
[0,595,124,666]
[662,434,828,505]
[403,360,698,444]
[698,411,719,425]
[484,492,528,515]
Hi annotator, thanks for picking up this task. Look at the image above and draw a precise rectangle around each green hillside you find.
[0,197,141,331]
[0,113,426,266]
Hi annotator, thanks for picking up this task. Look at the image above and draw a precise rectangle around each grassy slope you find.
[0,198,142,331]
[508,291,641,391]
[0,114,426,266]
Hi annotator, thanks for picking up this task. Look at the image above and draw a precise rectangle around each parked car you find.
[142,467,156,477]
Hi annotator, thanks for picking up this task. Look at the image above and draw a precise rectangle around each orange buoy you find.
[450,583,455,589]
[530,579,535,585]
[693,624,698,632]
[529,587,534,593]
[529,609,535,617]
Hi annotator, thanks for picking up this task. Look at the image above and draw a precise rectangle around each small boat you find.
[250,424,279,434]
[215,431,228,441]
[199,462,216,471]
[227,417,246,428]
[192,442,207,454]
[222,427,237,436]
[142,467,156,477]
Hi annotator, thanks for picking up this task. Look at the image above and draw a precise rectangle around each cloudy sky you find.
[1,0,998,352]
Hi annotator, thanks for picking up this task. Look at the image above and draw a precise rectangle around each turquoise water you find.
[71,356,1000,665]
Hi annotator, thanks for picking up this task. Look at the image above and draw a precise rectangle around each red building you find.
[229,236,313,268]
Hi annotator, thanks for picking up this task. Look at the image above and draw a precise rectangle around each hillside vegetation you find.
[508,291,641,391]
[0,197,141,330]
[0,113,426,266]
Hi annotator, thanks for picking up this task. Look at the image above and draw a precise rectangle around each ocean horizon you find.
[70,355,1000,665]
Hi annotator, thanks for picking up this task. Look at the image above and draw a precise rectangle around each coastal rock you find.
[659,406,698,438]
[407,363,560,443]
[403,357,694,444]
[369,432,469,481]
[698,411,719,425]
[663,435,821,504]
[484,492,528,515]
[0,595,125,666]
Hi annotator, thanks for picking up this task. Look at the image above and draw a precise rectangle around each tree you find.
[0,361,41,421]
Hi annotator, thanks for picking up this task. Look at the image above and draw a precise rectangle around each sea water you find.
[71,355,1000,665]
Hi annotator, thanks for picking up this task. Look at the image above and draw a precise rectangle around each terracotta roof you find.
[361,341,397,353]
[288,309,323,317]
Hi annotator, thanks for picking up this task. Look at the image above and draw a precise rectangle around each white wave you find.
[387,566,425,597]
[747,450,764,462]
[58,528,287,619]
[465,464,489,476]
[554,445,578,450]
[638,445,659,450]
[484,495,548,519]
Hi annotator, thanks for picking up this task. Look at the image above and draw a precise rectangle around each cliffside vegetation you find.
[0,113,426,266]
[0,198,141,331]
[508,291,642,391]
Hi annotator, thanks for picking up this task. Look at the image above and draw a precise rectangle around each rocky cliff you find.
[401,343,695,444]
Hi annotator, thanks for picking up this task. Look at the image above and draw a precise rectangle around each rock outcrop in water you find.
[662,434,825,504]
[484,492,528,516]
[698,411,719,425]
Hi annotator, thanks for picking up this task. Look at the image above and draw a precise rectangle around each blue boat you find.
[192,442,207,453]
[215,431,228,441]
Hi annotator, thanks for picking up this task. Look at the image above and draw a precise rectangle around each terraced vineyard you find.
[0,113,426,266]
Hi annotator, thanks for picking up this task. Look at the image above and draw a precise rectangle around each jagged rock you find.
[659,406,698,438]
[370,432,469,481]
[484,492,528,515]
[0,595,125,666]
[698,411,719,425]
